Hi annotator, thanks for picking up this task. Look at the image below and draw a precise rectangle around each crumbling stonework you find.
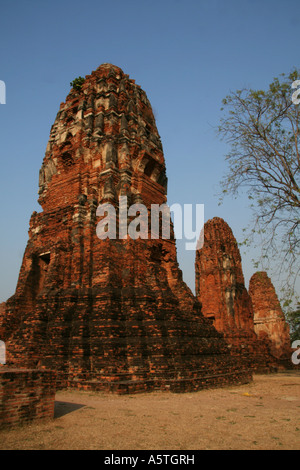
[195,217,254,334]
[249,271,291,365]
[0,64,251,393]
[195,217,284,371]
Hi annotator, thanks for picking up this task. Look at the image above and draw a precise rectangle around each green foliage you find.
[286,305,300,342]
[218,68,300,305]
[70,76,85,91]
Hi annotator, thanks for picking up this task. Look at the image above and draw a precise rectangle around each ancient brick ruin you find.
[195,217,290,371]
[249,271,291,367]
[0,368,56,428]
[0,64,252,393]
[195,217,255,334]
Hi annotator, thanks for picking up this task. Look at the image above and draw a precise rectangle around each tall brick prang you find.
[0,64,252,393]
[195,217,254,333]
[195,217,283,371]
[249,271,291,366]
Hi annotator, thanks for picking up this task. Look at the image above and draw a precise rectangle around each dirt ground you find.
[1,371,299,450]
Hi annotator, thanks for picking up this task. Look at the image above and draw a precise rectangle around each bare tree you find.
[218,69,300,305]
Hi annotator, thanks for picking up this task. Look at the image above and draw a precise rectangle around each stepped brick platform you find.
[0,64,251,393]
[0,367,56,428]
[195,217,290,372]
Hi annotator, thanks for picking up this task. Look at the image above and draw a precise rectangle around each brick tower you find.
[0,64,251,392]
[249,271,291,367]
[195,217,286,371]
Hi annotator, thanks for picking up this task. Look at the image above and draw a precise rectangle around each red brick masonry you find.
[0,367,56,428]
[249,272,292,366]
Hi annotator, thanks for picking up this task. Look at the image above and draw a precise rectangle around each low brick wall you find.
[0,367,56,429]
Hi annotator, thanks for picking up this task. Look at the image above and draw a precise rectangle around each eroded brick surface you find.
[0,368,56,428]
[249,271,291,365]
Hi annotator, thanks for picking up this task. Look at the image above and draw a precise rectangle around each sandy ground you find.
[0,371,299,451]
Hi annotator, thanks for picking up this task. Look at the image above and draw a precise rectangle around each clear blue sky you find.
[0,0,299,302]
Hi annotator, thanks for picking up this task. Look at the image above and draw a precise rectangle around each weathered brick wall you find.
[0,368,56,428]
[195,217,255,333]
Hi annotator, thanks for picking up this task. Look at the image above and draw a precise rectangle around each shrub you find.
[70,76,85,91]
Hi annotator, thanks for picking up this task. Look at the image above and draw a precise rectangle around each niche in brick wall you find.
[30,252,51,300]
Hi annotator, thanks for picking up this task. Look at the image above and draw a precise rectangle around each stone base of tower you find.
[64,367,252,394]
[2,282,253,394]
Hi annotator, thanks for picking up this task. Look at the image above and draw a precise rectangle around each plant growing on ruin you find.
[70,76,85,91]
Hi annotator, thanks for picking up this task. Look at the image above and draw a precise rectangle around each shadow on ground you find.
[54,401,86,418]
